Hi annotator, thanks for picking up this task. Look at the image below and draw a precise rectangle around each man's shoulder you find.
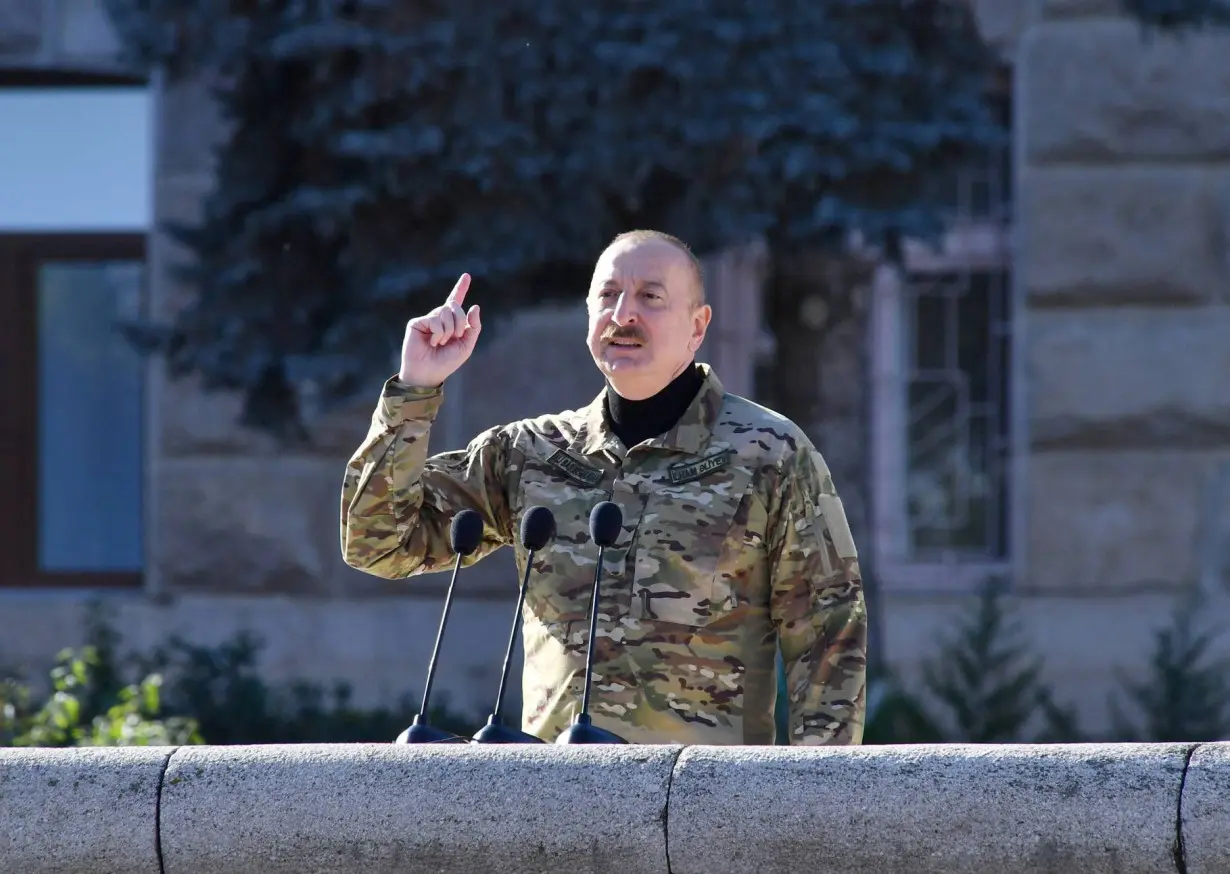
[714,392,815,464]
[483,405,591,451]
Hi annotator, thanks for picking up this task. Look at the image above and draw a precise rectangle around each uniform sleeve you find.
[767,445,868,746]
[340,376,514,578]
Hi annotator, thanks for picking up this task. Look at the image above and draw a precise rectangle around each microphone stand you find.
[472,550,545,743]
[396,546,470,744]
[556,512,626,745]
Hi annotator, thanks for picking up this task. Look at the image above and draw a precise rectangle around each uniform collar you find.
[572,362,726,457]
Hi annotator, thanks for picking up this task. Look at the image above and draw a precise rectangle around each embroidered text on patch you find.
[668,450,732,485]
[546,449,605,487]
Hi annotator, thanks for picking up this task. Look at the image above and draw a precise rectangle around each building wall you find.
[880,0,1230,736]
[4,0,1230,739]
[1018,8,1230,594]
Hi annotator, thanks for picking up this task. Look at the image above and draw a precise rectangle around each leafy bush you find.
[1,603,480,747]
[0,646,201,747]
[129,628,479,744]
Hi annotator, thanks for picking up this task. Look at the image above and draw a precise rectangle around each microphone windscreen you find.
[588,501,623,548]
[450,508,485,556]
[520,506,556,552]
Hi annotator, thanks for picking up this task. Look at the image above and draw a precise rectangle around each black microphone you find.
[395,508,485,744]
[472,506,556,744]
[555,501,627,744]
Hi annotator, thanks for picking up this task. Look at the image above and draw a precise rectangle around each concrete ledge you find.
[0,746,169,874]
[160,743,676,874]
[3,742,1229,874]
[1182,743,1230,874]
[671,744,1188,874]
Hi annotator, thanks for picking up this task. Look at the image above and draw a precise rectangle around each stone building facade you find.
[1,0,1228,737]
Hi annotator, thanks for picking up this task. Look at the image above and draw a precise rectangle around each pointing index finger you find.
[446,273,472,308]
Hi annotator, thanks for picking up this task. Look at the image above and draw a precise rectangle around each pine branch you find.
[1108,592,1230,742]
[918,579,1081,743]
[101,0,1003,435]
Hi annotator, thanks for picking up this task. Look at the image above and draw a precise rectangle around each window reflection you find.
[37,261,144,571]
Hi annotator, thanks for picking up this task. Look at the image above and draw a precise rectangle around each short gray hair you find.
[607,229,705,306]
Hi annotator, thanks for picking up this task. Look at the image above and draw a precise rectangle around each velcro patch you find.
[668,450,732,485]
[817,494,858,559]
[546,449,604,487]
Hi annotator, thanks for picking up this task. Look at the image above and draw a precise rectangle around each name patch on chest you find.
[546,449,605,487]
[668,450,732,485]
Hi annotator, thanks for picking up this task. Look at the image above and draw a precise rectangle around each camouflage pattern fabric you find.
[341,364,867,745]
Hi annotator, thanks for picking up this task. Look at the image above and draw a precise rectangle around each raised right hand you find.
[398,273,483,387]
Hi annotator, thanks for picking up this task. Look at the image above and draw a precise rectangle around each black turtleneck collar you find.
[603,363,704,449]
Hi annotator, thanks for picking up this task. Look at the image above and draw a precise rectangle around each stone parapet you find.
[4,742,1229,874]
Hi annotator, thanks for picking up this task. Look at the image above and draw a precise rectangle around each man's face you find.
[586,238,711,401]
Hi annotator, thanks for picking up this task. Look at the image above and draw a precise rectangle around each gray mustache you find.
[603,327,647,343]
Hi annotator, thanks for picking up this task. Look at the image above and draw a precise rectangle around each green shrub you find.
[1,602,481,747]
[0,645,201,747]
[1108,591,1230,743]
[130,629,479,744]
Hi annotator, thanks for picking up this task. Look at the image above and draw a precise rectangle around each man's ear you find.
[690,304,713,351]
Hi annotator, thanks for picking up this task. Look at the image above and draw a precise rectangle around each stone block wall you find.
[1017,7,1230,593]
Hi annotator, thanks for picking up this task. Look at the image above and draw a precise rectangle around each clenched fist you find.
[398,273,482,387]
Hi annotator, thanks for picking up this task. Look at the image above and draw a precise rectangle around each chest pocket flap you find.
[516,453,612,632]
[631,448,756,627]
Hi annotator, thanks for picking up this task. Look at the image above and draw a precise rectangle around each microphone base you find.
[554,714,627,745]
[394,715,470,745]
[472,715,545,744]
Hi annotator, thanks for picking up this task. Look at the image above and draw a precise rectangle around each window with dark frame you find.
[0,234,146,588]
[900,66,1014,565]
[902,268,1012,561]
[0,69,150,589]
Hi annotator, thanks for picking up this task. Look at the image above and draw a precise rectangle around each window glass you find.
[37,260,144,571]
[0,87,151,231]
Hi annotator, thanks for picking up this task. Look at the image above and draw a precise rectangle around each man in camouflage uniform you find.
[341,230,867,745]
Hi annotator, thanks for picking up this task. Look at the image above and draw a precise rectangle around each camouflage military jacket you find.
[341,364,866,746]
